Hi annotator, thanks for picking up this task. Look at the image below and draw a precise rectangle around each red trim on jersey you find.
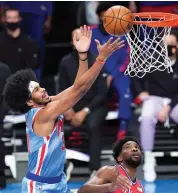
[117,164,137,184]
[57,118,65,150]
[45,121,58,141]
[32,108,43,125]
[57,119,63,136]
[36,144,46,175]
[29,180,34,193]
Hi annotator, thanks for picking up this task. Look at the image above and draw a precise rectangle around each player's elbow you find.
[73,82,89,97]
[77,185,89,193]
[77,188,83,193]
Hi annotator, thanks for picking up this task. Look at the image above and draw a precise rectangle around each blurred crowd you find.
[0,1,178,189]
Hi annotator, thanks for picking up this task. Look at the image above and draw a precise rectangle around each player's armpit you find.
[50,86,73,102]
[88,166,117,184]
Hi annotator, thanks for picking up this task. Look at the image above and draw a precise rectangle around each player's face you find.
[119,141,142,168]
[27,81,51,107]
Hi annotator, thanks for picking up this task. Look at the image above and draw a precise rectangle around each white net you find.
[125,15,172,78]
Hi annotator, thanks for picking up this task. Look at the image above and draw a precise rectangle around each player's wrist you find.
[107,183,114,193]
[96,55,106,64]
[78,52,88,61]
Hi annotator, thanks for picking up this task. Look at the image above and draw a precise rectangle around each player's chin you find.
[131,158,141,166]
[43,97,51,104]
[129,161,141,169]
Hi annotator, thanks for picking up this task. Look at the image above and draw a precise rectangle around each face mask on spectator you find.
[6,22,20,31]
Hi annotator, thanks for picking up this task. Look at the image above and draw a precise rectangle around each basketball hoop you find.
[125,12,178,78]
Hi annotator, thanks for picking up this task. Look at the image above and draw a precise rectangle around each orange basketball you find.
[103,5,134,37]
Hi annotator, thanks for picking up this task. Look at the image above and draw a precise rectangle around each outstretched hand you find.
[108,175,131,192]
[95,37,125,61]
[73,25,92,53]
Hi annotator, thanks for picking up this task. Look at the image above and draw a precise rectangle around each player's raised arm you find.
[52,25,91,102]
[38,32,125,123]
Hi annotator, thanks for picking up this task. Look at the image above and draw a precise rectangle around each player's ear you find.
[117,155,123,163]
[26,99,34,107]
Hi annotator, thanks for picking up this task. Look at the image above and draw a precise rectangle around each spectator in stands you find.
[0,62,11,189]
[89,2,132,140]
[139,1,178,13]
[0,2,53,79]
[132,31,178,182]
[77,1,100,26]
[0,8,39,74]
[77,1,138,27]
[59,28,109,178]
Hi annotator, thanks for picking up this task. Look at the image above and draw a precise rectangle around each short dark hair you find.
[3,69,37,113]
[112,136,141,163]
[4,7,20,17]
[96,2,113,16]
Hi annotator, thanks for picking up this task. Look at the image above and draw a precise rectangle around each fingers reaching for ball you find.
[96,37,125,61]
[110,38,125,50]
[105,37,113,45]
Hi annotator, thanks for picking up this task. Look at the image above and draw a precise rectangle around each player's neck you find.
[121,163,136,182]
[32,104,45,109]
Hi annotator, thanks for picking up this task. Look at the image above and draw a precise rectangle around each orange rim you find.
[133,12,178,27]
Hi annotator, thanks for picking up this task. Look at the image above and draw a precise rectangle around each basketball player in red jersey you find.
[78,137,144,193]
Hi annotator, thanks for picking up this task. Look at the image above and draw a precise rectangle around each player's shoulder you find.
[97,165,118,176]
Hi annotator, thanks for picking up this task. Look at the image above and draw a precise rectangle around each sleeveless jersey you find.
[113,165,144,193]
[25,107,66,177]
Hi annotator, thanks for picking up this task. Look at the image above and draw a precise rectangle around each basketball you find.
[103,5,134,37]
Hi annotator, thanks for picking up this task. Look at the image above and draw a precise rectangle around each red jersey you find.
[113,165,144,193]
